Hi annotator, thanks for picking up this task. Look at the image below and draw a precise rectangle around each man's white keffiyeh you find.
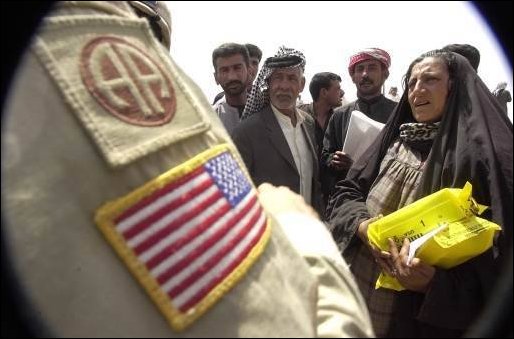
[241,46,306,120]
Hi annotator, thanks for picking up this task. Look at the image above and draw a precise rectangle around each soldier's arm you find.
[257,184,374,338]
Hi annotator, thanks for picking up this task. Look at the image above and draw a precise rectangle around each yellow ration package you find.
[367,182,501,291]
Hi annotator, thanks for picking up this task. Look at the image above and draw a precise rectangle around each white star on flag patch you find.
[96,144,270,331]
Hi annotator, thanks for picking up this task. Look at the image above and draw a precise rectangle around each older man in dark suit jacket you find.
[233,47,323,214]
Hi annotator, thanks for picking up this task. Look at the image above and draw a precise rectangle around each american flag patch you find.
[95,144,270,331]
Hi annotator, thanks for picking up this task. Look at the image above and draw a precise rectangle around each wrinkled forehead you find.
[410,56,449,78]
[215,53,247,68]
[270,66,303,78]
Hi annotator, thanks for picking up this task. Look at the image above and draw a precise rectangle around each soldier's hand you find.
[257,183,318,219]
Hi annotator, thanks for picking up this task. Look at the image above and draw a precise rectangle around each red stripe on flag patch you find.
[155,197,261,285]
[132,189,225,256]
[177,217,267,312]
[144,200,232,270]
[95,144,271,332]
[167,206,266,304]
[115,167,204,225]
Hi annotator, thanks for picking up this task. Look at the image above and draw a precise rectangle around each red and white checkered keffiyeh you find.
[241,46,305,120]
[348,48,391,75]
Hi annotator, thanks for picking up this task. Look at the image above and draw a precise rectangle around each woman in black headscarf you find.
[326,50,512,337]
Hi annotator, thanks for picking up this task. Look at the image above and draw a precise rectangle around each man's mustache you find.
[275,92,293,99]
[226,80,244,87]
[359,78,373,86]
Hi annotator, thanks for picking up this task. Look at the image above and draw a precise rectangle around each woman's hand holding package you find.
[388,238,436,293]
[357,216,395,276]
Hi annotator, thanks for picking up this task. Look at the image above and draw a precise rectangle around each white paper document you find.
[407,223,449,265]
[342,110,384,162]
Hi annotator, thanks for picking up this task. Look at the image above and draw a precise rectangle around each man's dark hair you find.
[309,72,342,102]
[245,43,262,62]
[212,43,250,70]
[442,43,480,71]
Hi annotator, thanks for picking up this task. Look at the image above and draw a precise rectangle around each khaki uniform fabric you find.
[1,2,373,337]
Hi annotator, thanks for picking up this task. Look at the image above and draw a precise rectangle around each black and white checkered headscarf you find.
[241,46,306,120]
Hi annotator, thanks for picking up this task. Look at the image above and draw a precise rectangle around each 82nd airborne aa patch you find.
[33,16,211,167]
[80,36,176,127]
[95,145,271,331]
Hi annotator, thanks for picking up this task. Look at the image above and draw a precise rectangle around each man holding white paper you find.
[341,110,385,164]
[321,48,396,201]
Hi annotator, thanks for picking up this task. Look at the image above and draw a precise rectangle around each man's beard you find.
[223,81,246,96]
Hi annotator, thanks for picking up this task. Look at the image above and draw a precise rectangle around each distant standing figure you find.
[493,82,512,114]
[233,46,324,215]
[211,43,250,134]
[245,43,263,91]
[340,88,349,107]
[298,72,344,206]
[321,48,397,200]
[441,43,480,71]
[386,86,400,102]
[212,43,262,105]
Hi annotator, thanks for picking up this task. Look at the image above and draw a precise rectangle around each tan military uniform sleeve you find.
[276,213,375,338]
[2,2,372,337]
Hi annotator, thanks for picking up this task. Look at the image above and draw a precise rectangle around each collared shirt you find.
[271,104,313,204]
[213,101,244,135]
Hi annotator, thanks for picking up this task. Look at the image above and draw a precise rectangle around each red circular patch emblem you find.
[80,36,176,126]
